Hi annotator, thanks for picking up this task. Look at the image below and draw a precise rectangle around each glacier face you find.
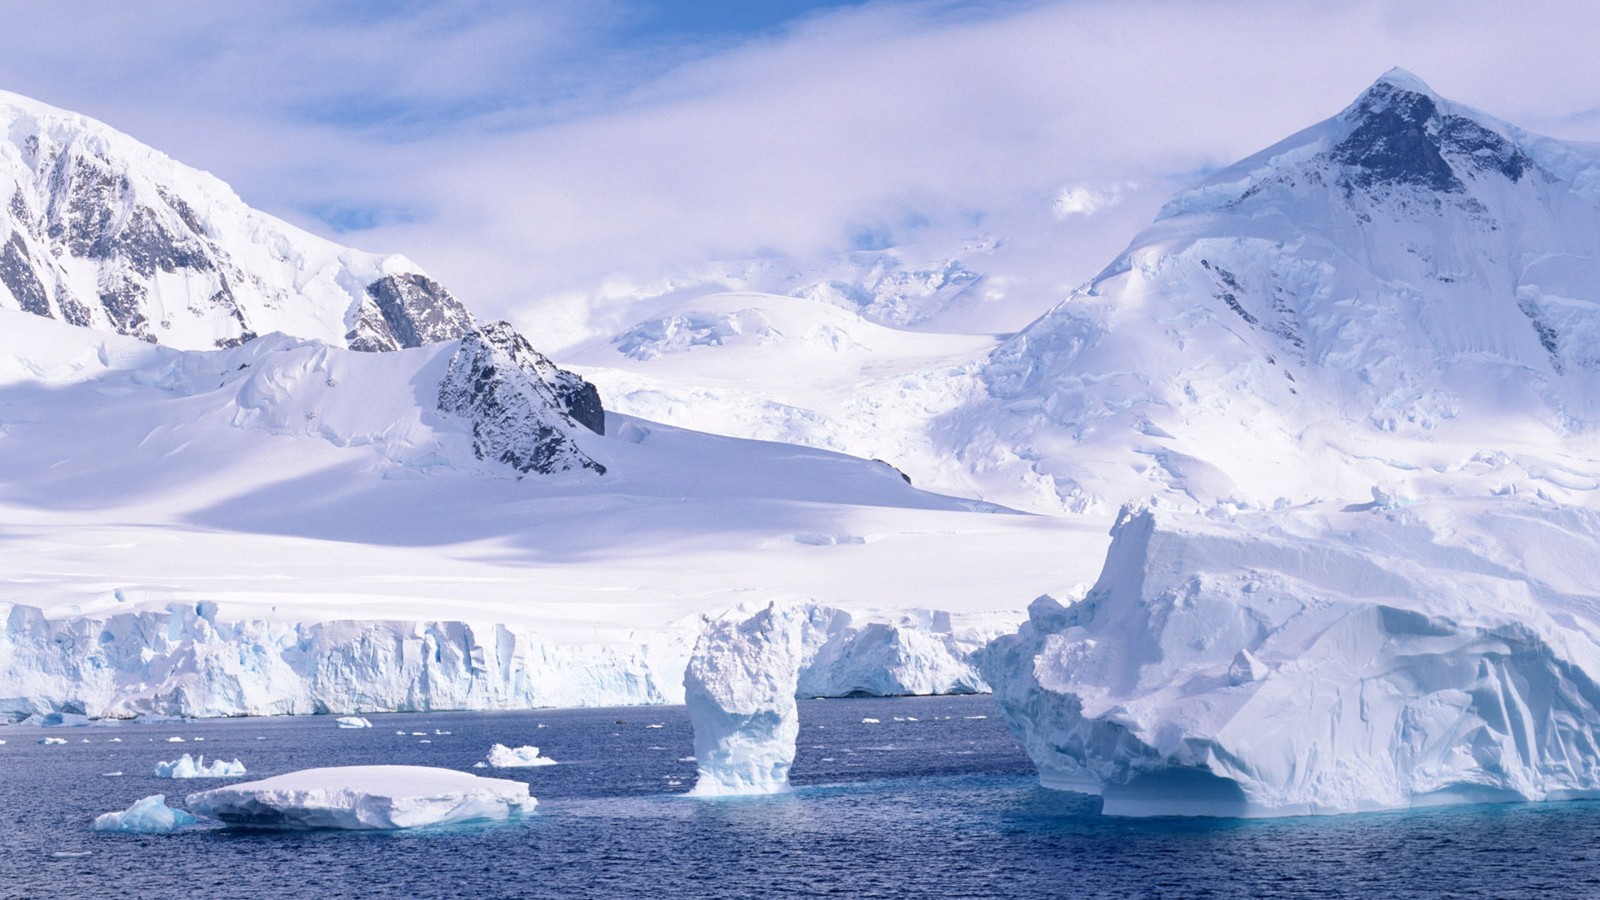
[0,91,476,353]
[981,499,1600,817]
[0,598,1010,725]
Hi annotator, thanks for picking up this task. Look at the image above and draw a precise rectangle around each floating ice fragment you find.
[486,744,557,768]
[186,766,535,830]
[336,716,373,729]
[93,795,198,834]
[861,718,880,724]
[165,737,185,743]
[40,737,66,745]
[155,754,246,779]
[102,772,123,777]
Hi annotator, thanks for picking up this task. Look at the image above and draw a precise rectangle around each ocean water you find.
[4,694,1599,899]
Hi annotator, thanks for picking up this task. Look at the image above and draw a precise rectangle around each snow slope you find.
[960,69,1600,513]
[0,306,1104,719]
[0,90,471,351]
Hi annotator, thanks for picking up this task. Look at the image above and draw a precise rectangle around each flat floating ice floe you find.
[184,765,535,830]
[335,716,373,729]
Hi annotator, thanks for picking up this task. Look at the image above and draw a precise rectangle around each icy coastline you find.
[0,599,1011,723]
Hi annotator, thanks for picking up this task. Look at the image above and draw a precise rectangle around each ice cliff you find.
[981,498,1600,817]
[0,599,1004,724]
[0,90,475,352]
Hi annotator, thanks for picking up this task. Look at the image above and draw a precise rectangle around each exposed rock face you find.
[437,322,606,476]
[0,90,473,353]
[346,273,475,353]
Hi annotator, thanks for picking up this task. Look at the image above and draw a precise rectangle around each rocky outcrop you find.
[437,322,606,476]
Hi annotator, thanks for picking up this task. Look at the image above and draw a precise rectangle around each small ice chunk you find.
[646,724,664,729]
[1228,649,1270,685]
[40,737,66,745]
[93,795,198,834]
[155,753,247,779]
[166,736,185,743]
[861,718,880,724]
[336,716,373,729]
[486,744,557,768]
[185,766,535,830]
[109,738,122,743]
[472,762,487,769]
[102,772,123,777]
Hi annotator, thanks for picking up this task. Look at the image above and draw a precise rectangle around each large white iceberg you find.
[93,794,199,833]
[981,499,1600,817]
[485,744,557,768]
[185,765,535,830]
[155,753,246,779]
[684,602,806,796]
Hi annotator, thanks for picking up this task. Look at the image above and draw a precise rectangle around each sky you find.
[1,0,1598,342]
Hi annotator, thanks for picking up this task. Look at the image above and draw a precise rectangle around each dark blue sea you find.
[3,695,1597,899]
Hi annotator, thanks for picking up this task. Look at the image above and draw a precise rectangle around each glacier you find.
[982,498,1600,817]
[185,766,535,830]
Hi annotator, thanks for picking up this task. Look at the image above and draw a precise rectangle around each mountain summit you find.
[0,90,471,352]
[961,70,1600,512]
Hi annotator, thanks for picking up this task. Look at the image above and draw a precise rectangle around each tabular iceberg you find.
[336,717,373,729]
[981,498,1600,817]
[154,753,246,779]
[93,795,199,834]
[185,766,535,830]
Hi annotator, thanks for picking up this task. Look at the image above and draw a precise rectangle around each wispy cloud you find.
[1,0,1597,338]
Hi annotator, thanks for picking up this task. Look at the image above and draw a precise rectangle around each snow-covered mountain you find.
[963,68,1600,513]
[0,90,472,352]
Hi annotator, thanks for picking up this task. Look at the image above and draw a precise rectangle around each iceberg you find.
[185,765,535,830]
[485,744,557,768]
[684,602,806,796]
[981,499,1600,817]
[93,795,199,834]
[154,753,246,779]
[335,716,373,729]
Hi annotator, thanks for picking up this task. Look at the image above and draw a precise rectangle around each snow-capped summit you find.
[964,70,1600,513]
[0,89,473,352]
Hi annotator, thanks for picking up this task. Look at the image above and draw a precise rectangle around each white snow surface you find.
[93,794,198,833]
[982,497,1600,817]
[154,753,246,779]
[184,765,534,830]
[485,744,556,768]
[0,305,1088,721]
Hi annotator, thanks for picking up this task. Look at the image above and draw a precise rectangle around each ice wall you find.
[0,598,1007,723]
[0,602,679,721]
[981,499,1600,817]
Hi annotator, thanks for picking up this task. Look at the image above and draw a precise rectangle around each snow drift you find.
[982,498,1600,817]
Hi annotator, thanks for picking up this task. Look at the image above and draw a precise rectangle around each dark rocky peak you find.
[347,273,476,353]
[1329,69,1533,194]
[437,322,606,477]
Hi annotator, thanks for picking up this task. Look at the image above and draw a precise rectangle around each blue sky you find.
[1,0,1598,329]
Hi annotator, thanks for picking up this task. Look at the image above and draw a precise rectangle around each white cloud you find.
[0,0,1598,336]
